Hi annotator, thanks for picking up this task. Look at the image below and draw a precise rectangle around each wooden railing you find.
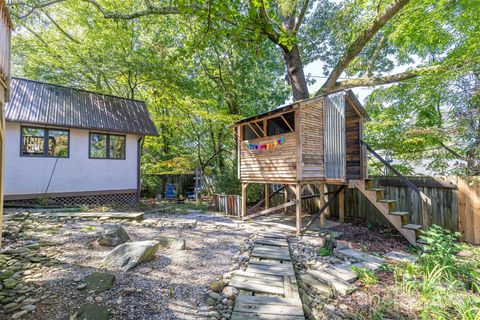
[0,0,12,100]
[361,140,432,228]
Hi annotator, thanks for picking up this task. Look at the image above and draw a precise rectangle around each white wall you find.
[4,122,139,196]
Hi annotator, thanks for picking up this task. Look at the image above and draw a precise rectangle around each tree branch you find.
[293,0,309,33]
[325,65,440,92]
[43,11,81,43]
[318,0,410,95]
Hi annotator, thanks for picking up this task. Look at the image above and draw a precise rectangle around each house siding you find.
[4,122,139,196]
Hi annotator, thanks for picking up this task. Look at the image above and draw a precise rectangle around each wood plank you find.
[255,238,288,247]
[228,279,284,295]
[246,263,294,276]
[251,246,291,261]
[233,270,285,282]
[231,311,304,320]
[242,201,296,220]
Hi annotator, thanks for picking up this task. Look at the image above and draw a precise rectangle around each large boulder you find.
[97,226,130,247]
[102,240,160,271]
[157,236,186,250]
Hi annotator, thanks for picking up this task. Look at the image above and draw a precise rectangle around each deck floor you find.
[230,232,305,319]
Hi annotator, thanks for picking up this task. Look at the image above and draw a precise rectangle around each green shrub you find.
[318,246,331,256]
[352,266,378,286]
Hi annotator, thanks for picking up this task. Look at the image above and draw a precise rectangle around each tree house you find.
[234,91,368,233]
[234,90,429,246]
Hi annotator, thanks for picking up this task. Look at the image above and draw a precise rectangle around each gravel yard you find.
[0,209,251,320]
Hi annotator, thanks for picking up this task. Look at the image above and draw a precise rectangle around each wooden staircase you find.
[350,178,425,246]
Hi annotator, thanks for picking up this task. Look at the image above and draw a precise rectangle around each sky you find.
[304,59,374,103]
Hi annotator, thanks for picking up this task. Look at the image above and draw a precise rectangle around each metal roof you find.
[6,78,158,136]
[234,89,369,126]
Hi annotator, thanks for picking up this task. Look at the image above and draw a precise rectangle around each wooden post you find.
[284,184,289,214]
[295,184,302,236]
[241,183,249,218]
[264,184,269,209]
[339,186,345,223]
[317,183,326,227]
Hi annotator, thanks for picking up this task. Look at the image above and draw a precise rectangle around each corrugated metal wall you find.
[324,92,346,180]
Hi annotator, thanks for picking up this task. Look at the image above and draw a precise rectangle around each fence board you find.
[458,177,480,244]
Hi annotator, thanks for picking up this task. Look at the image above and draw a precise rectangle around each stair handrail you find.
[360,140,431,228]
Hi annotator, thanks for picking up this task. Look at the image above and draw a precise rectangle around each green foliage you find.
[317,246,331,257]
[352,266,378,286]
[393,225,480,319]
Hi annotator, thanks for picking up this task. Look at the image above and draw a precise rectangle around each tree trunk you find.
[283,45,309,101]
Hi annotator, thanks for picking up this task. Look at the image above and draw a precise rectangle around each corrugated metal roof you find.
[6,77,158,136]
[234,89,369,126]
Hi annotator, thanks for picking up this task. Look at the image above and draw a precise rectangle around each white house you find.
[4,78,158,206]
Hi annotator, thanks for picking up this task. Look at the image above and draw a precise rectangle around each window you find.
[21,126,69,157]
[267,112,295,136]
[89,133,126,159]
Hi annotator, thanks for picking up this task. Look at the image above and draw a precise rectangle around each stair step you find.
[377,199,396,203]
[403,224,423,230]
[416,238,428,245]
[389,211,409,217]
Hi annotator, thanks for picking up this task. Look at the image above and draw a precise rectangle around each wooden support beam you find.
[242,201,296,220]
[247,123,261,138]
[339,187,345,223]
[265,184,269,210]
[241,183,249,218]
[295,184,302,236]
[248,185,285,214]
[284,184,289,214]
[280,114,294,133]
[301,185,346,235]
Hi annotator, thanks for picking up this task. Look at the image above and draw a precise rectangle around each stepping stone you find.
[351,261,380,271]
[299,273,333,300]
[337,248,384,265]
[301,235,324,247]
[384,251,417,263]
[324,265,358,283]
[306,270,357,296]
[251,246,291,261]
[67,303,110,320]
[84,273,115,293]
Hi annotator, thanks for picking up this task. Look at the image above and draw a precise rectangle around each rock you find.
[12,310,28,319]
[97,226,131,247]
[77,283,87,290]
[157,236,186,250]
[208,292,220,301]
[102,241,160,271]
[73,276,82,283]
[69,303,110,320]
[84,273,115,293]
[336,248,384,266]
[306,270,357,296]
[384,251,417,263]
[206,297,216,306]
[221,286,238,299]
[209,281,226,293]
[0,270,13,280]
[324,265,358,283]
[20,304,36,311]
[4,302,19,311]
[4,278,18,289]
[299,273,333,300]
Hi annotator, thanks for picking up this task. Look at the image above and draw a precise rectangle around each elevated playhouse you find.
[233,90,430,245]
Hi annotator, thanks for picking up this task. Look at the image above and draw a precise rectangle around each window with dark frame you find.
[21,126,69,157]
[267,112,295,136]
[89,133,126,159]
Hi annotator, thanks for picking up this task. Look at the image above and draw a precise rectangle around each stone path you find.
[229,233,305,319]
